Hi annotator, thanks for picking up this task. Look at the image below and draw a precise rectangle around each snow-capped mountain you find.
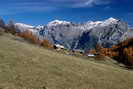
[47,20,71,26]
[15,23,35,32]
[14,18,129,50]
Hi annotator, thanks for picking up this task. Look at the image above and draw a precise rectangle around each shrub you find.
[40,39,53,49]
[17,30,39,44]
[110,38,133,67]
[89,38,133,67]
[18,30,53,49]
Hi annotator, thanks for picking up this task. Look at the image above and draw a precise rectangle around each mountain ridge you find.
[14,17,129,50]
[1,17,131,50]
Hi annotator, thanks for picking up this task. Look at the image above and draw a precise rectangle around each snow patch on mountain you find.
[15,23,37,33]
[48,20,71,26]
[15,23,34,28]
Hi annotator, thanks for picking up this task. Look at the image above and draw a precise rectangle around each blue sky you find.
[0,0,133,27]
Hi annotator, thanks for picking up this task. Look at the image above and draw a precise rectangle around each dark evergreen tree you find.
[7,19,16,34]
[0,17,5,28]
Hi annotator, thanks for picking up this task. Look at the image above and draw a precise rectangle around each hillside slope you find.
[0,33,133,89]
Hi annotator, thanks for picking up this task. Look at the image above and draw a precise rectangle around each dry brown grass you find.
[0,33,133,89]
[0,27,5,36]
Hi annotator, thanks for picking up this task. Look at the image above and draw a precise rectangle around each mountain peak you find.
[84,18,118,28]
[105,17,118,23]
[48,20,71,26]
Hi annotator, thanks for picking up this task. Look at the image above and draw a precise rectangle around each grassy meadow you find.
[0,33,133,89]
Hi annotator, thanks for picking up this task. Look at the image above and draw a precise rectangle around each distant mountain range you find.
[1,17,133,50]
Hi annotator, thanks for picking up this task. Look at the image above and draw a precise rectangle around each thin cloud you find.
[72,0,112,8]
[0,0,113,15]
[48,0,112,8]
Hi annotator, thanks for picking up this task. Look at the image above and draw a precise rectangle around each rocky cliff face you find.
[121,28,133,41]
[14,18,128,50]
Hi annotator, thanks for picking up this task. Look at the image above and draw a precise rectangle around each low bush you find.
[40,39,53,49]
